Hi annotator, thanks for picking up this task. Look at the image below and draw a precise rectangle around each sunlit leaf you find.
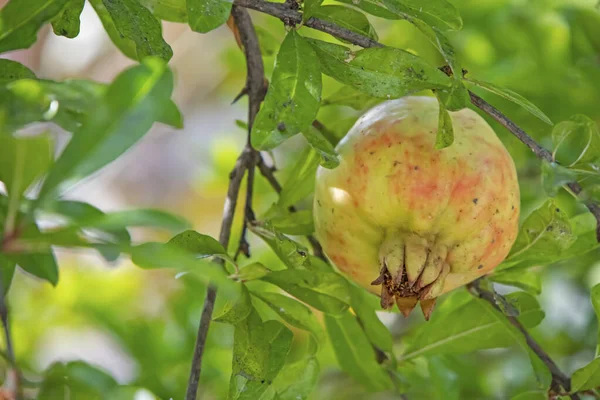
[187,0,231,33]
[249,221,310,269]
[302,124,339,169]
[214,284,252,324]
[140,0,187,22]
[490,268,542,295]
[428,356,460,400]
[382,0,462,31]
[551,114,600,167]
[312,5,378,42]
[37,58,175,204]
[52,0,85,38]
[334,0,397,19]
[541,160,579,197]
[277,147,320,209]
[436,79,469,111]
[0,0,68,53]
[571,357,600,392]
[349,284,393,353]
[239,262,270,281]
[309,38,451,99]
[322,85,380,110]
[266,208,315,236]
[89,0,137,59]
[267,357,319,400]
[325,312,394,391]
[261,269,350,315]
[303,0,322,21]
[465,78,552,125]
[0,59,36,84]
[252,30,322,150]
[38,361,118,399]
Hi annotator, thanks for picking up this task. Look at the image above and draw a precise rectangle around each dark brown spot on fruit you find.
[473,198,478,205]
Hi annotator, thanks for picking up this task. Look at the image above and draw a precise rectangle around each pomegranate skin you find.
[313,96,520,318]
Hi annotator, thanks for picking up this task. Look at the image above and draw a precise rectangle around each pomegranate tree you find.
[313,96,520,319]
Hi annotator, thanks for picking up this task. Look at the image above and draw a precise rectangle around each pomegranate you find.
[313,96,520,319]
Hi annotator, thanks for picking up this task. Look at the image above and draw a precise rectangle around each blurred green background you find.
[3,0,600,398]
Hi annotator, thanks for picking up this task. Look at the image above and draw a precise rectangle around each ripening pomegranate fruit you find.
[313,96,520,320]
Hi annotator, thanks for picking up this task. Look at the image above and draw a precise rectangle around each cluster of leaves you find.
[3,0,600,398]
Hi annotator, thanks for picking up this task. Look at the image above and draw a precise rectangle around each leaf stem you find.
[184,6,266,399]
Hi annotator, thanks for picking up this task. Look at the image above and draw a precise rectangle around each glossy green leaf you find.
[571,357,600,392]
[465,78,552,125]
[490,268,542,295]
[325,312,394,391]
[52,0,85,38]
[248,221,310,269]
[255,25,279,57]
[382,0,462,31]
[322,85,380,110]
[502,200,576,268]
[252,31,322,150]
[434,91,454,149]
[303,0,322,21]
[251,290,324,342]
[309,38,451,99]
[8,223,59,284]
[402,291,544,360]
[70,209,190,232]
[349,284,393,353]
[37,58,175,204]
[592,284,600,356]
[167,230,226,257]
[541,160,579,197]
[428,356,460,400]
[0,0,68,53]
[0,59,36,84]
[0,133,53,230]
[551,114,600,167]
[334,0,397,19]
[38,361,117,399]
[436,79,470,111]
[91,0,172,61]
[267,208,315,236]
[312,6,378,42]
[229,311,293,400]
[268,357,319,400]
[214,284,252,324]
[187,0,231,33]
[277,147,320,209]
[140,0,187,22]
[302,124,339,169]
[239,262,270,281]
[261,269,350,315]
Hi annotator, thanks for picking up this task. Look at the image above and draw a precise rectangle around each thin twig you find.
[0,275,21,400]
[234,0,382,48]
[185,7,265,399]
[469,279,579,400]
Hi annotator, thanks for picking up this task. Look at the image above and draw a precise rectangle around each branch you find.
[0,276,21,400]
[234,0,382,48]
[468,279,579,400]
[185,7,265,399]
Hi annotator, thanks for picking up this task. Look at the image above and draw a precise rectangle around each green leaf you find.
[38,361,117,399]
[0,59,36,84]
[428,356,460,400]
[239,262,270,281]
[541,160,579,197]
[434,91,454,149]
[167,230,226,257]
[408,18,462,74]
[139,0,187,22]
[490,268,542,295]
[334,0,397,19]
[551,114,600,167]
[325,312,394,391]
[70,209,190,232]
[0,0,68,53]
[252,31,322,150]
[503,200,576,268]
[592,284,600,357]
[214,284,253,324]
[249,221,310,269]
[382,0,462,31]
[510,391,547,400]
[322,85,380,110]
[302,124,339,169]
[187,0,231,33]
[465,78,552,125]
[52,0,85,38]
[309,38,451,99]
[0,133,53,231]
[349,284,393,353]
[37,58,175,204]
[267,357,319,400]
[229,311,293,400]
[261,269,350,315]
[9,230,59,284]
[277,147,320,209]
[312,5,378,42]
[402,291,544,360]
[303,0,322,20]
[91,0,172,61]
[571,357,600,392]
[251,290,324,343]
[436,79,469,111]
[255,26,279,57]
[0,254,16,296]
[266,208,315,236]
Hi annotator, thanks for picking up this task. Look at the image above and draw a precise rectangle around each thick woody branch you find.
[185,7,265,400]
[469,279,579,400]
